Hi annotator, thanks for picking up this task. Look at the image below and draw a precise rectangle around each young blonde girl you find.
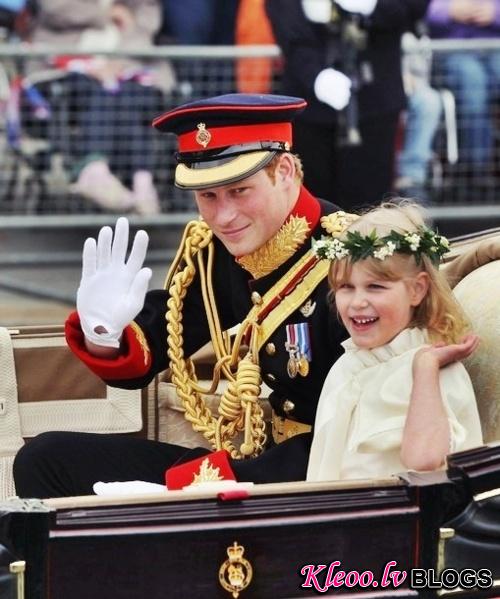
[307,201,483,482]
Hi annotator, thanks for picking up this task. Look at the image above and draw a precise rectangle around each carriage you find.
[1,229,500,599]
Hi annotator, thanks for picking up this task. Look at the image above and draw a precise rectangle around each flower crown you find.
[312,227,450,265]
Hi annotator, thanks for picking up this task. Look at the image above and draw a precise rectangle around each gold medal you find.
[287,357,298,378]
[298,355,309,377]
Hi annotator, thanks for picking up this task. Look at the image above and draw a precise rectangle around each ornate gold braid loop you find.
[165,220,266,459]
[235,353,267,456]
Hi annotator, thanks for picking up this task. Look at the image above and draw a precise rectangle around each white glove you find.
[335,0,378,16]
[77,216,152,348]
[93,481,167,496]
[302,0,332,23]
[314,68,352,110]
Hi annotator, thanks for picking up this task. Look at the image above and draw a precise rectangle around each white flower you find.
[328,238,348,260]
[439,236,450,249]
[405,233,421,252]
[312,237,349,260]
[333,247,349,260]
[373,241,396,261]
[311,238,327,256]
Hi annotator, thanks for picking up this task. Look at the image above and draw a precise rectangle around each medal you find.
[286,323,313,378]
[287,357,298,378]
[297,355,309,377]
[296,322,312,377]
[285,325,299,379]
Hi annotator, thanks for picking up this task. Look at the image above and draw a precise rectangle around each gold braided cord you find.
[164,210,358,457]
[166,221,219,449]
[165,220,266,458]
[193,225,266,455]
[196,242,236,381]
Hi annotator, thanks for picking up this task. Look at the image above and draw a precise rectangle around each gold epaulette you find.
[320,211,359,236]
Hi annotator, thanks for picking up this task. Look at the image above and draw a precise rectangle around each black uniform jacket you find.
[266,0,430,124]
[100,189,346,428]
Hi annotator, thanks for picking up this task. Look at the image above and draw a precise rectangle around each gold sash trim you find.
[239,250,329,352]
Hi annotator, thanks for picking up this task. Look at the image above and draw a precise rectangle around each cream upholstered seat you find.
[454,259,500,443]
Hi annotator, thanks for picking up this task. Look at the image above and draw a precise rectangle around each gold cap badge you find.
[195,122,212,148]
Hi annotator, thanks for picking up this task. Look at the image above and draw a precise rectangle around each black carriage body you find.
[2,445,500,599]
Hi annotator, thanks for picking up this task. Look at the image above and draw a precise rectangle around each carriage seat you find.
[454,258,500,443]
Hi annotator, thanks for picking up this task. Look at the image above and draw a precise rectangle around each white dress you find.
[306,327,483,482]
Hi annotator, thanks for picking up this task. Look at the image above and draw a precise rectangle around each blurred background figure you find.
[0,0,26,39]
[266,0,430,211]
[427,0,500,190]
[394,31,443,204]
[158,0,239,45]
[156,0,239,100]
[24,0,175,214]
[235,0,277,94]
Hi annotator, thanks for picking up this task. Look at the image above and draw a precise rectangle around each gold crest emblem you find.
[237,215,310,279]
[192,457,223,484]
[195,122,212,148]
[219,542,253,598]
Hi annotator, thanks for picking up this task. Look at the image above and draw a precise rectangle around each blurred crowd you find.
[0,0,499,214]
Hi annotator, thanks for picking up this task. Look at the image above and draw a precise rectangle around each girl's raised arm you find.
[401,335,479,471]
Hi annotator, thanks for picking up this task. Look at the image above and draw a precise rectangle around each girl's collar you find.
[342,327,430,367]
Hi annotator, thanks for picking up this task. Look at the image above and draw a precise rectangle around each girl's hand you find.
[415,334,480,369]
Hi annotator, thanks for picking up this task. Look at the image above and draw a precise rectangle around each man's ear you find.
[275,153,295,185]
[410,271,430,306]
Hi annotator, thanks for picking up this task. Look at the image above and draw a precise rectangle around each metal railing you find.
[0,40,498,310]
[0,41,499,225]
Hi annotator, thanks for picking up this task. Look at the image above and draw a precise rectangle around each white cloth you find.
[181,481,255,494]
[93,480,255,496]
[93,480,167,496]
[307,328,483,482]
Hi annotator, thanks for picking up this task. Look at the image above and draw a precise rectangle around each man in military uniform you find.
[12,93,497,498]
[14,94,354,497]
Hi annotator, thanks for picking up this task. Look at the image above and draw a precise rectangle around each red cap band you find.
[178,122,292,153]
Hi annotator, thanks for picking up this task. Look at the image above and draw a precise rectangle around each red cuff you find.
[165,450,236,490]
[65,311,152,380]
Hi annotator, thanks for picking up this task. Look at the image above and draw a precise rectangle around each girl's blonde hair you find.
[328,201,470,344]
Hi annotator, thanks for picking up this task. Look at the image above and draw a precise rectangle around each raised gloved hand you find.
[314,68,352,110]
[77,216,152,348]
[335,0,378,16]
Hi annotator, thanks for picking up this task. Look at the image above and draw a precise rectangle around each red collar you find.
[288,186,321,234]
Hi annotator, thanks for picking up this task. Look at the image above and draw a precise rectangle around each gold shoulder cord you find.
[164,220,266,459]
[164,211,358,459]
